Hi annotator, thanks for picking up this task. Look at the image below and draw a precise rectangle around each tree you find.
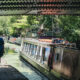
[0,15,79,42]
[0,16,11,35]
[58,15,80,42]
[10,16,28,37]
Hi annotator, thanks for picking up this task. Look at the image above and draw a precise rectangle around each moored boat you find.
[20,38,80,80]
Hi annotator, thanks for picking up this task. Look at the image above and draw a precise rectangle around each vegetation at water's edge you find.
[5,48,16,54]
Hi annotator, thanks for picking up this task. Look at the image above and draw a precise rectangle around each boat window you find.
[43,47,51,65]
[26,43,31,53]
[54,47,63,63]
[41,47,46,64]
[38,46,41,55]
[22,42,24,51]
[56,53,60,61]
[26,43,29,53]
[26,43,28,52]
[45,47,50,61]
[34,45,37,55]
[40,47,43,57]
[25,43,28,52]
[36,46,41,60]
[31,44,34,55]
[27,44,30,54]
[32,45,37,56]
[23,42,26,52]
[29,44,33,55]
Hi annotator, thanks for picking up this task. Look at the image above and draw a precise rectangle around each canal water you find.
[3,43,48,80]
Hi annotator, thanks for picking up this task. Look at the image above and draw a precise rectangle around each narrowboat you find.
[20,38,80,80]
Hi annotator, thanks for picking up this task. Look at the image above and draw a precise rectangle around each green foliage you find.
[58,16,80,42]
[27,15,39,30]
[10,16,28,36]
[39,15,80,42]
[0,16,11,35]
[39,15,53,30]
[10,16,22,23]
[0,15,79,42]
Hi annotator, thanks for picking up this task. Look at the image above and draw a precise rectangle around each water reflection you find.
[3,50,48,80]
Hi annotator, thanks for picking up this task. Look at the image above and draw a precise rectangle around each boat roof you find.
[23,38,68,47]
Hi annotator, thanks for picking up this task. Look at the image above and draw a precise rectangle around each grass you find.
[5,48,16,54]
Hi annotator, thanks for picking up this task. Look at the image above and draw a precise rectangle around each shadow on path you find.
[0,65,28,80]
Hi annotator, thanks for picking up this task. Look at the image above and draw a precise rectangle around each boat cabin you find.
[20,38,80,80]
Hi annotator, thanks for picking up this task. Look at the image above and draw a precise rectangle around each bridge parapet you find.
[0,0,80,15]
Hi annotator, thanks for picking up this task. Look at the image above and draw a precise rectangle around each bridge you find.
[0,0,80,15]
[0,0,80,80]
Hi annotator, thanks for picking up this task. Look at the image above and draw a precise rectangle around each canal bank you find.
[3,43,48,80]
